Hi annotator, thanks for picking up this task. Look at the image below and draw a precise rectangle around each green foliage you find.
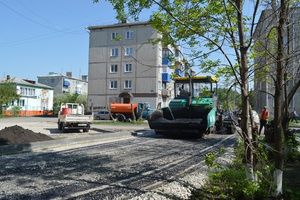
[9,106,22,117]
[0,79,20,113]
[249,90,255,108]
[284,131,300,163]
[114,35,122,41]
[204,152,218,168]
[53,93,87,115]
[192,140,272,199]
[205,147,225,170]
[217,87,241,111]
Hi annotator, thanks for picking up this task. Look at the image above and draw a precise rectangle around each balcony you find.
[162,73,172,82]
[63,81,70,86]
[162,57,173,66]
[174,68,183,77]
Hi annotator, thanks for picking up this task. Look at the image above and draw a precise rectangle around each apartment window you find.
[9,100,14,106]
[124,64,132,72]
[20,87,35,96]
[110,64,118,73]
[124,80,132,89]
[111,48,118,56]
[111,32,119,40]
[126,31,134,39]
[110,80,117,89]
[125,47,133,56]
[162,48,169,57]
[17,99,25,106]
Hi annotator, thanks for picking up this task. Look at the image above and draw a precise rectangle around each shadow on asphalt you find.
[45,128,84,134]
[131,129,209,141]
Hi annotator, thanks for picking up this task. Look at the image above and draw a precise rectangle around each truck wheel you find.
[228,124,236,134]
[83,125,90,132]
[83,128,89,132]
[58,122,63,130]
[116,114,126,122]
[154,130,164,135]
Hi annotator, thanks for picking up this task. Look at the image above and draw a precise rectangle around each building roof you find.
[37,72,88,82]
[0,77,53,90]
[87,21,151,30]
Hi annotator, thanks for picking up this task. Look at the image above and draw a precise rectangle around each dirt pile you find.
[0,125,54,146]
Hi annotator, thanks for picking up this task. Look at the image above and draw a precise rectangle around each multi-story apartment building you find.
[87,21,182,110]
[37,72,88,95]
[0,75,53,116]
[254,8,300,116]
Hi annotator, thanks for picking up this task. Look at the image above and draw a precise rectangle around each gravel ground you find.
[0,117,237,199]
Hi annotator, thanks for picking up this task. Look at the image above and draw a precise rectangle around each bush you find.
[191,140,272,199]
[10,106,22,116]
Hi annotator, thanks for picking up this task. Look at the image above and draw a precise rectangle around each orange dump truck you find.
[110,102,155,122]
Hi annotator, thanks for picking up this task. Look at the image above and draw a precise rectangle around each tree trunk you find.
[272,0,286,196]
[235,0,256,181]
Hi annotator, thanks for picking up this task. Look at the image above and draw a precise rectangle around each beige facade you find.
[87,22,175,110]
[254,8,300,117]
[37,72,88,95]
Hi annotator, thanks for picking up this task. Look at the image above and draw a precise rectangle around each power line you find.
[0,1,117,47]
[0,1,65,32]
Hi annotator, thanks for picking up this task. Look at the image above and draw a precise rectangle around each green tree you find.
[217,87,241,111]
[53,93,87,115]
[94,0,257,183]
[254,1,300,196]
[0,79,20,115]
[94,0,300,197]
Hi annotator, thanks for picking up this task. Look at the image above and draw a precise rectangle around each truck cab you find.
[137,102,155,120]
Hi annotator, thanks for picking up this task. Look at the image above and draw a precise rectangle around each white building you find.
[1,75,54,116]
[38,72,88,95]
[254,8,300,116]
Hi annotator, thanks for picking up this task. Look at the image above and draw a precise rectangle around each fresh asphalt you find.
[1,117,299,156]
[0,116,151,156]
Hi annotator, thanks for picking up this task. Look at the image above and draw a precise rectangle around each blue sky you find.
[0,0,258,85]
[0,0,153,81]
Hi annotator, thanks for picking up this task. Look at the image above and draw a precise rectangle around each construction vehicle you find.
[58,103,93,132]
[148,75,218,137]
[110,102,155,122]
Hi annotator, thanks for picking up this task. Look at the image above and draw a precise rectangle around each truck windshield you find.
[175,83,190,97]
[175,82,214,98]
[193,82,212,98]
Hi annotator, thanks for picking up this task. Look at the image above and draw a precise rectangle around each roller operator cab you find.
[148,76,218,137]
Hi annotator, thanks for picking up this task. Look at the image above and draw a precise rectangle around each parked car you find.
[93,110,111,120]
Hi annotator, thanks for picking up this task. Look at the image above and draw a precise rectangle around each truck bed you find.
[59,114,93,123]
